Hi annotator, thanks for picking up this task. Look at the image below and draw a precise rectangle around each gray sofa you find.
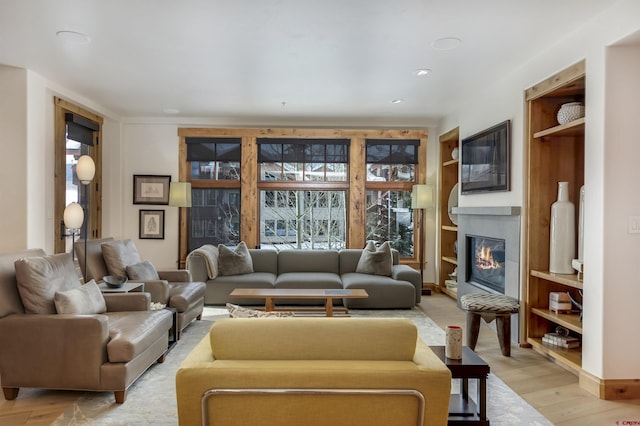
[187,248,421,309]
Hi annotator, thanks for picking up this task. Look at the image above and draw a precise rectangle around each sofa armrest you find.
[158,269,192,282]
[0,314,109,385]
[127,279,170,303]
[103,293,150,311]
[391,264,421,303]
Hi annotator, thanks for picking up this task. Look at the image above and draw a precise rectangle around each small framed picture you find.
[133,175,171,205]
[139,209,165,240]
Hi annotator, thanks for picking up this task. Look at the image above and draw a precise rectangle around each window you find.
[366,139,418,182]
[186,137,241,181]
[258,138,348,181]
[365,190,414,257]
[260,190,346,250]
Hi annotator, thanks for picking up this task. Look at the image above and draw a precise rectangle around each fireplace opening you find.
[466,235,506,294]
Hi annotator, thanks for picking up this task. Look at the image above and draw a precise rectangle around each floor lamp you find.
[62,202,84,262]
[412,184,434,296]
[76,155,96,282]
[169,182,192,268]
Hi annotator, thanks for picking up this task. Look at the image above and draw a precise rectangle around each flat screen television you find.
[460,120,510,194]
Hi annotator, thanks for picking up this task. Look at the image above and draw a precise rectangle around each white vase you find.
[549,182,576,274]
[451,147,459,160]
[445,325,463,359]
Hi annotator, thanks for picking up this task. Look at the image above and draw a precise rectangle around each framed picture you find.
[133,175,171,205]
[139,209,165,239]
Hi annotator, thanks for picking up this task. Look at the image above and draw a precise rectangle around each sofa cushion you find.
[14,253,80,314]
[101,239,142,277]
[226,303,294,318]
[356,241,392,276]
[105,309,172,362]
[275,272,343,289]
[210,317,418,361]
[278,250,339,274]
[218,242,253,276]
[54,279,107,314]
[126,260,160,280]
[341,272,416,309]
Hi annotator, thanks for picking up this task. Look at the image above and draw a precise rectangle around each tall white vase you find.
[549,182,576,274]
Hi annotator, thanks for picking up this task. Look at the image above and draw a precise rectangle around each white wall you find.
[437,0,640,380]
[0,66,28,252]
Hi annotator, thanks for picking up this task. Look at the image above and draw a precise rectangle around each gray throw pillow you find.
[54,280,107,315]
[14,253,80,314]
[218,242,254,276]
[126,260,160,280]
[101,239,142,277]
[356,241,393,276]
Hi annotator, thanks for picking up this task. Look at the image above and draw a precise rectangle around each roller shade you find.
[185,137,242,162]
[257,138,349,163]
[65,113,99,146]
[366,139,419,164]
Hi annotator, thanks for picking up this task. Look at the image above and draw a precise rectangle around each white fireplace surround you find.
[452,206,521,343]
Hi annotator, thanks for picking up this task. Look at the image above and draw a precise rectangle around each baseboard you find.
[580,370,640,400]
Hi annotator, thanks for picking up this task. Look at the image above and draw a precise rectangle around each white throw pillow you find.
[54,280,107,315]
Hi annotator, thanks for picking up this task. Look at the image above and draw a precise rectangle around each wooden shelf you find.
[531,270,583,290]
[442,225,458,232]
[441,286,458,299]
[531,307,583,334]
[534,117,585,139]
[442,256,458,265]
[527,337,582,375]
[443,159,459,167]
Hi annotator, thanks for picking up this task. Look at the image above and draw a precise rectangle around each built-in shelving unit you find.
[438,127,459,299]
[525,60,585,374]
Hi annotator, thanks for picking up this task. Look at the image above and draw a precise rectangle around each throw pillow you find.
[226,303,294,318]
[218,242,254,276]
[126,260,160,280]
[356,241,393,276]
[54,280,107,315]
[14,253,81,314]
[101,239,142,277]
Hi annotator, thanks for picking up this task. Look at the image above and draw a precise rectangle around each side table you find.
[98,282,144,293]
[164,307,178,352]
[430,345,490,426]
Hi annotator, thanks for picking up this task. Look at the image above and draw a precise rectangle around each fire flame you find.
[475,242,502,270]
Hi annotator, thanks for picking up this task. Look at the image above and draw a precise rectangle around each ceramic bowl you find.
[103,275,127,288]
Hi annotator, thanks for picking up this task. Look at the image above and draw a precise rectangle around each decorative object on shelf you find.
[445,325,463,359]
[567,290,583,322]
[573,185,585,280]
[103,275,127,288]
[556,101,585,125]
[549,291,572,313]
[411,184,434,290]
[451,147,459,160]
[133,175,172,205]
[453,240,458,255]
[549,182,575,274]
[447,183,459,225]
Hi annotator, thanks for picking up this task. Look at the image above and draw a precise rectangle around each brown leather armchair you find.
[75,237,206,339]
[0,248,172,403]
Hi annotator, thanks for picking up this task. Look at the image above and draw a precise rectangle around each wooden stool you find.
[460,293,519,357]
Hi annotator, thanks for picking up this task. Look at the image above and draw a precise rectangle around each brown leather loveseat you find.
[0,248,172,403]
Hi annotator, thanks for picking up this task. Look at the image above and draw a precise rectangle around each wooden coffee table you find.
[229,288,368,317]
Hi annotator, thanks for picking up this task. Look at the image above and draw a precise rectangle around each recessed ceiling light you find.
[414,69,431,76]
[163,108,180,114]
[431,37,462,51]
[56,30,91,45]
[391,99,404,104]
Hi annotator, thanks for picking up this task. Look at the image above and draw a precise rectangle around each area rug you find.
[53,307,551,426]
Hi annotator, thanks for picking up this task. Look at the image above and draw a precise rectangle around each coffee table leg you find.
[265,297,274,312]
[478,377,487,420]
[325,298,333,317]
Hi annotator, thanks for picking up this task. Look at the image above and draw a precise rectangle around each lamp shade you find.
[411,184,433,209]
[169,182,192,207]
[63,202,84,229]
[76,155,95,184]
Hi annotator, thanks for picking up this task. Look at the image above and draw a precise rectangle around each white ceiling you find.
[0,0,619,125]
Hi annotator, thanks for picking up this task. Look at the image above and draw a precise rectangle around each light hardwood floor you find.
[1,293,639,425]
[420,293,640,425]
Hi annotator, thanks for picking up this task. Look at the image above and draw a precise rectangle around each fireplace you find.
[452,206,520,342]
[467,235,506,294]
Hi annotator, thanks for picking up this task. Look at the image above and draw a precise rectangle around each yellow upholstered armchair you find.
[176,317,452,426]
